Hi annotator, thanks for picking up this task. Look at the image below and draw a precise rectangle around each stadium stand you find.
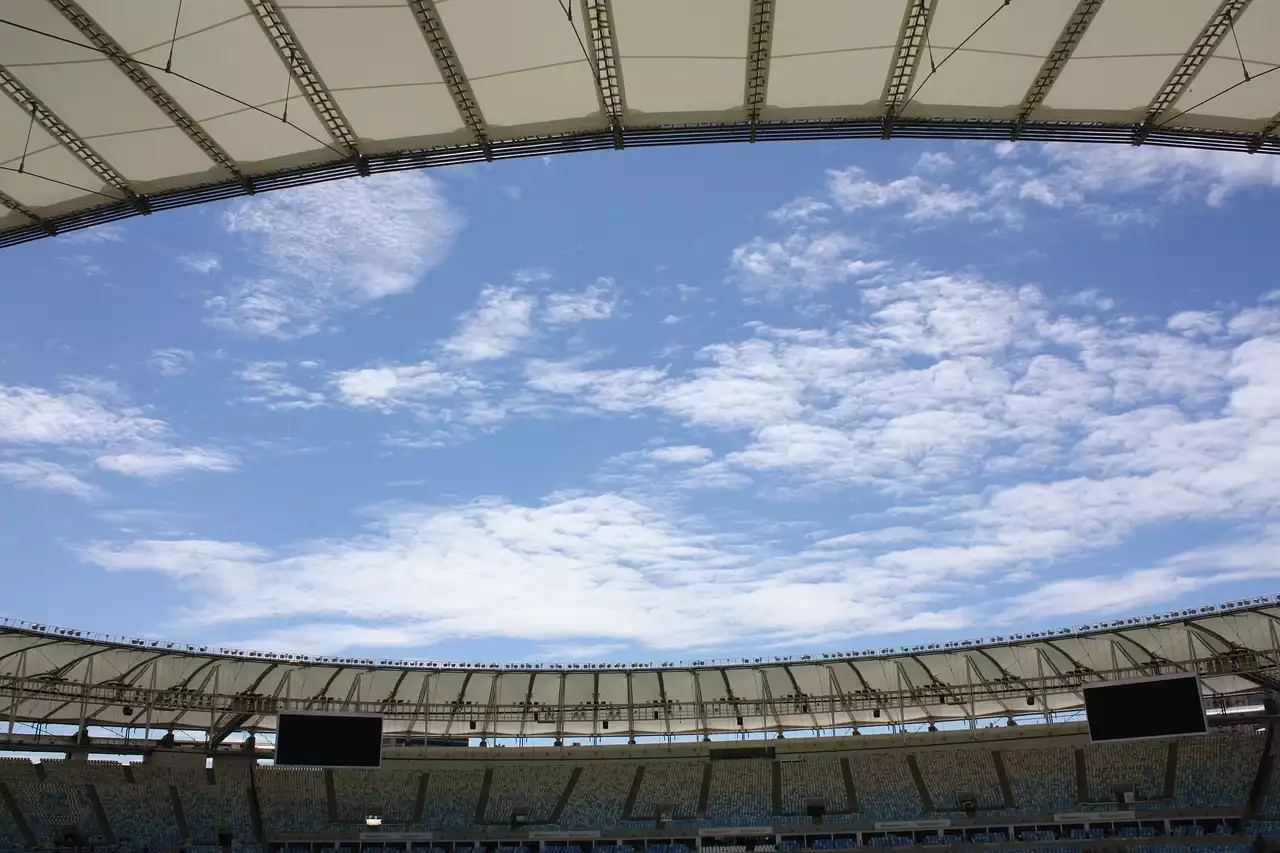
[706,758,771,826]
[1084,741,1167,804]
[846,753,923,821]
[779,755,848,815]
[1172,733,1264,809]
[915,749,1003,812]
[631,760,702,819]
[334,768,420,823]
[1000,747,1076,814]
[136,764,255,846]
[485,764,574,824]
[416,768,484,830]
[557,762,636,829]
[255,767,328,833]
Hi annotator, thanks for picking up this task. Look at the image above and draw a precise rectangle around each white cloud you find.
[0,383,166,446]
[95,447,239,479]
[827,167,982,220]
[647,445,713,464]
[180,252,220,274]
[442,286,538,362]
[770,197,832,224]
[0,459,102,501]
[210,173,462,338]
[729,231,889,295]
[330,361,476,411]
[915,151,955,173]
[78,493,955,652]
[542,279,618,325]
[149,348,194,377]
[238,362,326,411]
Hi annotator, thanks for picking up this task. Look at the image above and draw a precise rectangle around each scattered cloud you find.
[149,348,194,377]
[238,362,326,411]
[208,173,462,338]
[0,459,102,501]
[647,445,713,464]
[542,279,618,326]
[827,167,982,221]
[95,447,239,479]
[442,286,537,362]
[729,231,889,295]
[770,197,832,224]
[180,252,220,274]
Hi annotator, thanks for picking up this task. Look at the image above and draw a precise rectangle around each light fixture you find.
[365,816,382,827]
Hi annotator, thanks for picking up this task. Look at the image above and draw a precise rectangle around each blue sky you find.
[2,139,1280,666]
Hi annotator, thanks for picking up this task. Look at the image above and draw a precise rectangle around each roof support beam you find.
[1011,0,1105,138]
[45,0,248,189]
[880,0,936,138]
[582,0,625,149]
[744,0,775,142]
[0,190,53,235]
[244,0,361,157]
[406,0,491,160]
[1250,113,1280,153]
[1135,0,1255,143]
[0,65,144,211]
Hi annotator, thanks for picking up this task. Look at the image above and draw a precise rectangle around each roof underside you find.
[1,603,1278,738]
[1,0,1279,246]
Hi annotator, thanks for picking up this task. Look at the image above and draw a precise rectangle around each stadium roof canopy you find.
[1,597,1278,740]
[2,0,1280,247]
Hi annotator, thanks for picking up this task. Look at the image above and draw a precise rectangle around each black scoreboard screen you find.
[274,713,384,767]
[1083,675,1206,742]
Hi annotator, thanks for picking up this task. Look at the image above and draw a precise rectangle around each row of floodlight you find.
[2,595,1273,673]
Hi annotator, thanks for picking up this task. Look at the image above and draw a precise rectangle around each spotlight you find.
[1026,696,1035,706]
[122,706,133,717]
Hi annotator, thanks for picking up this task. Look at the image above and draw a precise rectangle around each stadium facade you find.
[1,597,1277,741]
[2,604,1280,849]
[2,0,1280,247]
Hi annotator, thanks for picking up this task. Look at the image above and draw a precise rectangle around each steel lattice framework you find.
[1,0,1279,247]
[1,597,1278,742]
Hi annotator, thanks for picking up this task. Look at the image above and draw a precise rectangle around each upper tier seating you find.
[779,755,848,815]
[915,748,1003,812]
[706,758,771,827]
[631,760,702,819]
[255,767,329,833]
[846,753,923,821]
[1000,747,1076,813]
[557,762,636,829]
[334,768,419,823]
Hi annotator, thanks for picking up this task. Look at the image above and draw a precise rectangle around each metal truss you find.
[406,0,491,159]
[1136,0,1255,143]
[582,0,626,150]
[1012,0,1105,138]
[45,0,246,188]
[245,0,362,160]
[1,116,1278,251]
[0,644,1273,738]
[1255,112,1280,153]
[744,0,775,143]
[0,64,143,210]
[880,0,936,138]
[0,190,50,233]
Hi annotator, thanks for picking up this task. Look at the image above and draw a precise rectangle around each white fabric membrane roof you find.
[1,0,1279,246]
[0,597,1277,738]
